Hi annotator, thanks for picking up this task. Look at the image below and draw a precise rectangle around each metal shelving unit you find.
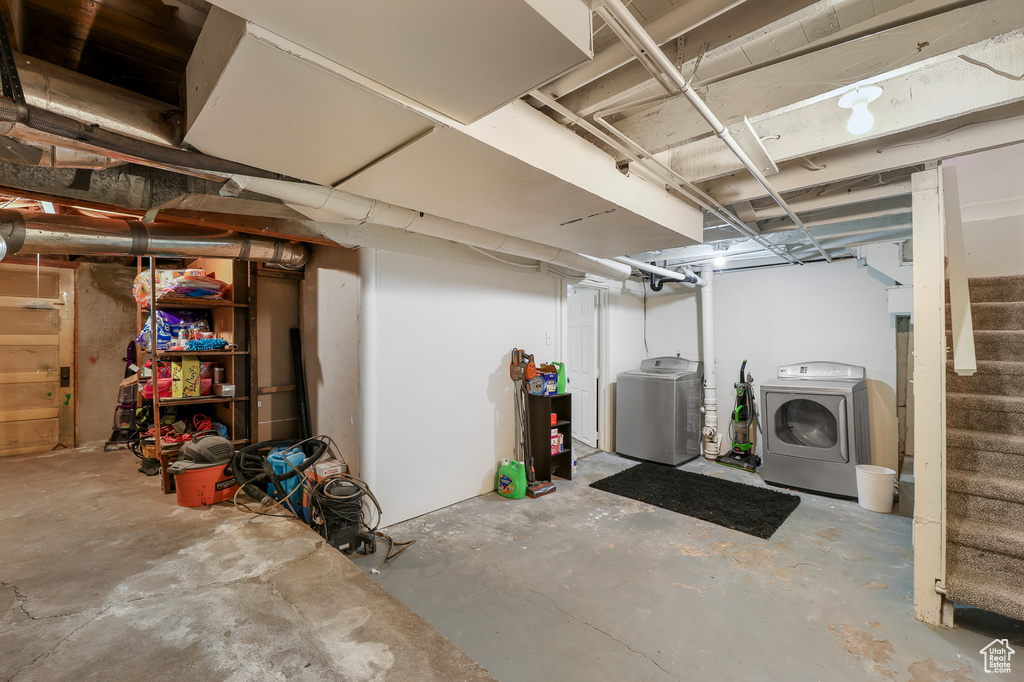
[140,257,255,493]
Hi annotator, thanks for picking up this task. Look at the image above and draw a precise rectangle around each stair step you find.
[947,428,1024,456]
[946,361,1024,397]
[948,468,1024,504]
[946,551,1024,622]
[960,275,1024,303]
[948,446,1024,479]
[947,515,1024,561]
[947,394,1024,434]
[946,301,1024,331]
[948,490,1024,527]
[948,393,1024,413]
[946,329,1024,362]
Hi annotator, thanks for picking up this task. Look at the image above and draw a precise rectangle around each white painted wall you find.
[302,245,361,470]
[712,259,899,471]
[961,216,1024,278]
[947,142,1024,278]
[369,250,561,526]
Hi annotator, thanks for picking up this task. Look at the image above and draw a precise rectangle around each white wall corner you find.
[887,285,914,315]
[859,242,913,286]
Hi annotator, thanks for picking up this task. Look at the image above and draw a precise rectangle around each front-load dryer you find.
[760,362,871,498]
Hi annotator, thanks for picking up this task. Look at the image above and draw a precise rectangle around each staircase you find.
[945,275,1024,621]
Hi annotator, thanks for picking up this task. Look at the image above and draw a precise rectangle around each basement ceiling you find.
[0,0,1022,271]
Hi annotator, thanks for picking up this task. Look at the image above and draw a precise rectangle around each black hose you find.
[231,437,327,513]
[649,273,665,291]
[0,96,299,181]
[290,328,311,440]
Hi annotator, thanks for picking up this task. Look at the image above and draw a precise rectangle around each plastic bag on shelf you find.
[137,310,211,351]
[162,272,230,299]
[133,269,229,303]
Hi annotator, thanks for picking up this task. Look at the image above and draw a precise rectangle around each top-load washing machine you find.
[760,362,871,498]
[615,357,703,466]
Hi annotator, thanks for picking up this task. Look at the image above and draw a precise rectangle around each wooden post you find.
[911,167,953,627]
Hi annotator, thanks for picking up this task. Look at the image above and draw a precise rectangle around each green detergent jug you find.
[552,362,566,394]
[497,458,526,499]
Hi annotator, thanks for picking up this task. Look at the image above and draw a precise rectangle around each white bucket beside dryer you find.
[760,362,872,498]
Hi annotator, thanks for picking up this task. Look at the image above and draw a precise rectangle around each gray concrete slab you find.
[351,452,1024,682]
[0,445,494,682]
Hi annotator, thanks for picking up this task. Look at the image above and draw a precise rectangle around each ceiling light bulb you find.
[837,85,883,136]
[713,255,726,268]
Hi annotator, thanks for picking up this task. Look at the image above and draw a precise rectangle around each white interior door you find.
[567,286,598,446]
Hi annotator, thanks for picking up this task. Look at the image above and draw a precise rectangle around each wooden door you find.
[0,263,75,456]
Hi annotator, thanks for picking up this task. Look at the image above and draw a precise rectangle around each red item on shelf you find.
[141,377,213,400]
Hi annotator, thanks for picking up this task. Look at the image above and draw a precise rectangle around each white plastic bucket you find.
[855,465,897,513]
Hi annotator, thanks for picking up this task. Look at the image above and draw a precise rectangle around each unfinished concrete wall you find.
[77,262,137,444]
[302,245,360,470]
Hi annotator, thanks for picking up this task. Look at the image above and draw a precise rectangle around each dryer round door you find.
[764,391,849,463]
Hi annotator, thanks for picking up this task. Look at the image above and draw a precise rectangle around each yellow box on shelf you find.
[171,355,201,398]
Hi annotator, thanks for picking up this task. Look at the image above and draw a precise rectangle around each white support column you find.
[911,167,953,627]
[358,247,378,495]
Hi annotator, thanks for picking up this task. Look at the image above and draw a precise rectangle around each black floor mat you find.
[590,463,801,540]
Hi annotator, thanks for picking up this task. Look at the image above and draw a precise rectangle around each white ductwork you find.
[226,175,632,281]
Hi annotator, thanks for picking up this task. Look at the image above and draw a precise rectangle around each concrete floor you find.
[351,451,1024,682]
[0,444,493,682]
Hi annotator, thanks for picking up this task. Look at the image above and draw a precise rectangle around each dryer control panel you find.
[777,362,865,379]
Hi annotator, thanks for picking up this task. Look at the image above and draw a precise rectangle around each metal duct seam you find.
[228,175,631,281]
[0,210,26,254]
[0,210,308,267]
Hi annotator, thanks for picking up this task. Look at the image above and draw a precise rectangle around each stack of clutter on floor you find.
[505,347,565,500]
[228,436,414,567]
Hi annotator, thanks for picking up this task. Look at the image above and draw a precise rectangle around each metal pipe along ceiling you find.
[596,0,833,263]
[226,175,633,281]
[0,210,309,267]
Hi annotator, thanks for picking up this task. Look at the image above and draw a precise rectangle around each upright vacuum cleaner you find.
[716,360,761,472]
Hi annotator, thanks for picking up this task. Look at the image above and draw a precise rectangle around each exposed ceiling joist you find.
[615,0,1019,154]
[703,104,1024,203]
[664,29,1024,183]
[553,0,824,116]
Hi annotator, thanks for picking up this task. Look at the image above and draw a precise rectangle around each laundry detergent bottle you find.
[497,459,526,499]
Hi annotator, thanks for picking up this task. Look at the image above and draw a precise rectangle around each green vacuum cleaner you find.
[716,360,761,472]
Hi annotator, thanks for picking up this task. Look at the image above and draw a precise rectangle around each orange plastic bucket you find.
[174,464,238,507]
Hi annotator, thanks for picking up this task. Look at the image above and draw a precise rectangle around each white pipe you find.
[530,88,800,265]
[540,0,749,98]
[596,0,832,263]
[699,265,721,458]
[612,255,705,287]
[227,175,632,282]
